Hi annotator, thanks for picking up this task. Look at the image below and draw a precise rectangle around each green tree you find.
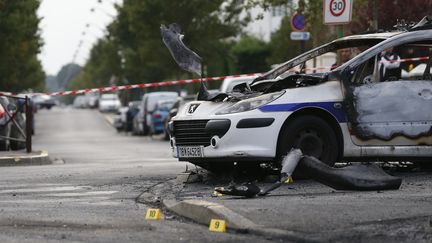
[232,35,270,73]
[70,38,122,90]
[0,0,45,92]
[267,16,297,65]
[109,0,247,84]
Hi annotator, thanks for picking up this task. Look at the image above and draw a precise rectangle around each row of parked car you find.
[113,92,182,139]
[111,76,250,139]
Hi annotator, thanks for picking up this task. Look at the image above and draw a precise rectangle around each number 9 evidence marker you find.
[209,219,226,233]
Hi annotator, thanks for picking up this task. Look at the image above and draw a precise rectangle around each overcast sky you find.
[38,0,122,76]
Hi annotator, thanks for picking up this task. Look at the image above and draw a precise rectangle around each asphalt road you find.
[0,107,275,243]
[1,107,432,243]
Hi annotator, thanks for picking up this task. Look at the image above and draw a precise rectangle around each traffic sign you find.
[290,32,310,41]
[324,0,353,25]
[291,13,306,31]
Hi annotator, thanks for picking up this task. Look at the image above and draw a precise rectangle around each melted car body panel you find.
[351,81,432,143]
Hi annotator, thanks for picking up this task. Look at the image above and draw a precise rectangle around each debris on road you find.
[215,149,402,198]
[298,156,402,191]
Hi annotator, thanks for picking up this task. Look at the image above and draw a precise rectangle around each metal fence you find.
[0,95,33,153]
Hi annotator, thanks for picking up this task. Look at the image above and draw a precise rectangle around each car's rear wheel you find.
[278,115,339,167]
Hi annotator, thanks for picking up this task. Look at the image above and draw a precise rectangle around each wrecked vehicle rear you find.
[169,17,432,170]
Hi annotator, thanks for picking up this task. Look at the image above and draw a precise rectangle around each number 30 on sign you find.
[324,0,353,25]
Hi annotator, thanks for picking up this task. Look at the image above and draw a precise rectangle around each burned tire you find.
[278,115,339,167]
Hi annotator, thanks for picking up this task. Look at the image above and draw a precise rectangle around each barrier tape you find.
[0,56,429,98]
[0,73,261,98]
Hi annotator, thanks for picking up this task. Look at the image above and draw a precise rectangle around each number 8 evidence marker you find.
[145,208,162,220]
[209,219,226,233]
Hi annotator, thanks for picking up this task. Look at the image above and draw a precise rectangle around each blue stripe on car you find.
[259,101,347,123]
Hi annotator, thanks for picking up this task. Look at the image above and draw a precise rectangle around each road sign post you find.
[291,13,309,54]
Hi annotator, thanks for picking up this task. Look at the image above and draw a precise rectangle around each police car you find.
[169,17,432,170]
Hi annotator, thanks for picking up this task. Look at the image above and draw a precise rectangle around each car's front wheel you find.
[278,115,339,167]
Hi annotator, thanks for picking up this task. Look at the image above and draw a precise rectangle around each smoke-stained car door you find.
[345,40,432,146]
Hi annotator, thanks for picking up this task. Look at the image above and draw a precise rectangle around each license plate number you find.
[177,146,203,158]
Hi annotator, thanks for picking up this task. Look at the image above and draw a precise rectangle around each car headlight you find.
[216,91,285,115]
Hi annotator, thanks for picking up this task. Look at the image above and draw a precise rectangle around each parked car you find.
[169,17,432,171]
[132,107,145,135]
[149,99,176,136]
[9,99,27,150]
[113,106,129,132]
[0,97,12,151]
[0,97,28,151]
[73,95,87,108]
[98,93,121,112]
[133,92,178,135]
[86,93,99,109]
[32,94,56,109]
[125,101,141,132]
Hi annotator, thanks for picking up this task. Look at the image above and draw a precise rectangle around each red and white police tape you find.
[0,55,429,98]
[0,73,261,98]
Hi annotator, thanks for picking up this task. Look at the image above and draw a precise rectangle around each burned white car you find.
[166,17,432,170]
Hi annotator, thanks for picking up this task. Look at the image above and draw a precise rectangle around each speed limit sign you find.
[324,0,353,25]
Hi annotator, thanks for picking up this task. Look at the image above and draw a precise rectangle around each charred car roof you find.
[254,31,403,83]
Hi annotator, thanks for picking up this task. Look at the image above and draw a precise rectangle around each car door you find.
[345,40,432,146]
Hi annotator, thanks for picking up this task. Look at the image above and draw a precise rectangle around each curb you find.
[163,199,314,242]
[0,150,52,166]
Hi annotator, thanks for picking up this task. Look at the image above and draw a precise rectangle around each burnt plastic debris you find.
[215,149,302,197]
[258,149,302,196]
[214,150,402,198]
[298,156,402,191]
[160,23,202,76]
[215,183,261,198]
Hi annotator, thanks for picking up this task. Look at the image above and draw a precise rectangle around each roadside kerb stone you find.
[162,198,315,242]
[0,150,51,166]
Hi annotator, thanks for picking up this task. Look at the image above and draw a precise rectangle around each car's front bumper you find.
[170,111,289,162]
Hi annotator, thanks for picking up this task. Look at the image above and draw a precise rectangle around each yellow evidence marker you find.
[145,208,161,220]
[209,219,226,233]
[284,176,294,184]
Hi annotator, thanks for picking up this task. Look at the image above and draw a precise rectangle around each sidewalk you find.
[155,170,432,242]
[0,150,51,166]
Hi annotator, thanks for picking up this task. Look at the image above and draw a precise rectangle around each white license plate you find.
[177,146,203,158]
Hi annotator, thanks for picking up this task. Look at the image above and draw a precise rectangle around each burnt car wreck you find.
[163,17,432,173]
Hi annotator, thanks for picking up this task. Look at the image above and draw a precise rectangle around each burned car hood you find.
[201,73,328,103]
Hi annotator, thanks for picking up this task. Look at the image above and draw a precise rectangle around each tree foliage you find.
[0,0,45,92]
[232,35,270,73]
[70,0,248,91]
[71,0,432,94]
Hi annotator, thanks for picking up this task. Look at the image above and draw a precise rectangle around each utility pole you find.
[372,0,379,30]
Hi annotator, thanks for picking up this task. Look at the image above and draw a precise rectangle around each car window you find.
[278,45,370,78]
[351,41,432,84]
